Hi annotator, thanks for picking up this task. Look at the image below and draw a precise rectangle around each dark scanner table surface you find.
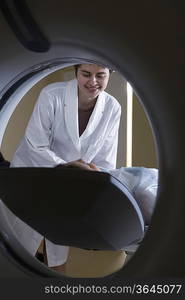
[0,168,144,250]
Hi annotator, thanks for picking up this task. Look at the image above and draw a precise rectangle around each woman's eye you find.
[82,73,90,77]
[81,73,106,79]
[97,75,105,79]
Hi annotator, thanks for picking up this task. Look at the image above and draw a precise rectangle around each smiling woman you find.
[75,64,115,136]
[75,64,112,102]
[11,63,121,170]
[9,62,122,274]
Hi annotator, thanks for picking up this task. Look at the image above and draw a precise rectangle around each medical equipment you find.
[0,0,185,281]
[0,168,144,250]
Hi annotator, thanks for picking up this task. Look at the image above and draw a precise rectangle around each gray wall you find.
[132,93,157,167]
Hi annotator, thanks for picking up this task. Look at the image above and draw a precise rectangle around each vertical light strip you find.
[126,82,133,167]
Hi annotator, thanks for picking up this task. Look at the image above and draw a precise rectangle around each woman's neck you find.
[78,90,97,110]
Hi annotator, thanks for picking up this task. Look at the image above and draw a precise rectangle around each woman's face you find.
[76,64,110,100]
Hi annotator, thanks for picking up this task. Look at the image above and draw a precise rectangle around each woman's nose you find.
[89,76,97,84]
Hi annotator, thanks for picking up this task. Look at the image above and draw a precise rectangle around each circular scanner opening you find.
[0,56,158,279]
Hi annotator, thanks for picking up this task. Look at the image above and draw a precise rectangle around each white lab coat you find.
[3,166,158,267]
[11,79,121,169]
[9,78,121,267]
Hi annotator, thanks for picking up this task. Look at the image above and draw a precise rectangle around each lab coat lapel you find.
[80,91,106,139]
[64,79,81,152]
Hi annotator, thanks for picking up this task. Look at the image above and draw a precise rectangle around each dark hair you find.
[74,64,113,76]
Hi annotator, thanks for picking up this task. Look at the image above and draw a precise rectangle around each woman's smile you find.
[87,86,99,92]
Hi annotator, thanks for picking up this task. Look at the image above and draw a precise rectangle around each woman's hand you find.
[56,159,100,171]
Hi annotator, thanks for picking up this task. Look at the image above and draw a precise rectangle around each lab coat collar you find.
[64,79,106,149]
[65,79,81,152]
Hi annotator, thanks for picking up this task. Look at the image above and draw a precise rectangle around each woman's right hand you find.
[57,159,100,171]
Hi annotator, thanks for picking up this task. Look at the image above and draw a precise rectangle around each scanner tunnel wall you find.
[0,0,185,280]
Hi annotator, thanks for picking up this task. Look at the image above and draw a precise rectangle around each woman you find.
[11,64,121,169]
[10,63,122,272]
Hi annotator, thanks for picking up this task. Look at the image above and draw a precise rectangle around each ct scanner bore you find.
[0,0,185,281]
